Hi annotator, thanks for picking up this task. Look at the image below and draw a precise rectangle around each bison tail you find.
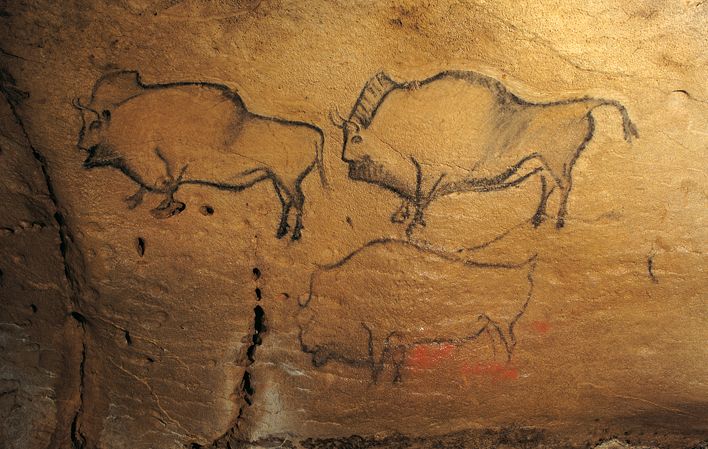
[612,101,639,143]
[590,99,639,143]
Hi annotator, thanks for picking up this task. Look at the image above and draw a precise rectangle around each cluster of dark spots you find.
[388,3,429,33]
[246,304,265,362]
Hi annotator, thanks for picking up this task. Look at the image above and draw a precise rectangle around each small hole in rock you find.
[200,205,214,216]
[30,304,37,313]
[70,311,86,324]
[124,330,132,345]
[255,288,262,300]
[252,267,261,280]
[146,356,155,363]
[136,237,145,257]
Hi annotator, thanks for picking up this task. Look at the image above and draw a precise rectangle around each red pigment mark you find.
[407,343,456,369]
[460,362,519,381]
[531,320,551,335]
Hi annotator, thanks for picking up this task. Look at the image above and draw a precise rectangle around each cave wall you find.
[0,1,706,448]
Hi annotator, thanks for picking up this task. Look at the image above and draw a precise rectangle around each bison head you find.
[332,72,421,199]
[332,114,420,200]
[73,97,119,169]
[73,71,144,169]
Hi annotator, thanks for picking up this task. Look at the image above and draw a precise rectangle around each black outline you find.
[73,70,327,241]
[297,238,537,383]
[336,70,639,237]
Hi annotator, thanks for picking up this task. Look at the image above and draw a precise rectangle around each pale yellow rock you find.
[0,1,706,448]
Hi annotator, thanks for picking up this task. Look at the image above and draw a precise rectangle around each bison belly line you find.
[180,173,271,193]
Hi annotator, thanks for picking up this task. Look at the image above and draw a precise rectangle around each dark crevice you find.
[189,272,265,448]
[136,237,145,257]
[124,330,132,345]
[70,311,87,324]
[2,70,88,448]
[71,339,87,449]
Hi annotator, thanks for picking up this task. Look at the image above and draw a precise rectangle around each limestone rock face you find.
[0,1,706,448]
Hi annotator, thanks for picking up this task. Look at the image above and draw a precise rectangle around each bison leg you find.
[150,162,188,219]
[362,324,388,383]
[290,182,306,241]
[532,175,552,227]
[555,182,572,229]
[150,192,186,219]
[125,185,147,209]
[385,334,407,384]
[273,181,292,239]
[404,203,428,239]
[390,200,411,223]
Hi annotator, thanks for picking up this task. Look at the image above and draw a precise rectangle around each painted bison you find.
[297,239,537,383]
[74,70,326,240]
[333,70,638,237]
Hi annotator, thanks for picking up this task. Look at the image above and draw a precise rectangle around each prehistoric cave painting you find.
[73,71,327,240]
[332,71,639,238]
[297,238,537,383]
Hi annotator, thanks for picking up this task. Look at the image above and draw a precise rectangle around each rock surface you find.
[0,1,706,448]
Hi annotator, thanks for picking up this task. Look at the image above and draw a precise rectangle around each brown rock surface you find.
[0,1,706,448]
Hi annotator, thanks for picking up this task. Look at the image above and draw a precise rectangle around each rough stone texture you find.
[0,1,706,448]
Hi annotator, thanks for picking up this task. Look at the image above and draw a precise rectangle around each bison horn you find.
[328,108,346,129]
[72,97,95,113]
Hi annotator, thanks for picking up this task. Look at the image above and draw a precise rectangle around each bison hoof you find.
[555,217,565,229]
[150,201,185,219]
[125,195,143,210]
[532,213,545,228]
[291,228,302,241]
[276,223,289,239]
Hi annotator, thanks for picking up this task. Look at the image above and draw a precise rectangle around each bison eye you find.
[101,110,111,120]
[89,120,101,130]
[351,135,363,144]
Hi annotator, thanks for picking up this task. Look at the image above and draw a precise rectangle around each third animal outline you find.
[298,238,538,383]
